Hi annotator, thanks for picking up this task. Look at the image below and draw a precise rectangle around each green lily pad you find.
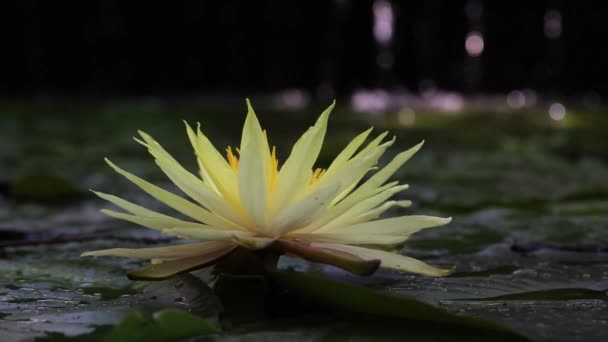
[270,271,529,340]
[103,308,219,342]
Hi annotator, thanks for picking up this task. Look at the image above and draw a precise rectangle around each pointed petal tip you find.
[396,200,412,208]
[132,136,147,147]
[440,266,456,276]
[323,100,336,115]
[183,120,196,131]
[89,189,109,200]
[394,140,425,160]
[99,208,115,216]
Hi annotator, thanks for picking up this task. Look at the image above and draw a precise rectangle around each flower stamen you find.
[226,146,240,172]
[270,146,279,190]
[310,168,326,185]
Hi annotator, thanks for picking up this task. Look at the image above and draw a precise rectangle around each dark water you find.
[0,100,607,341]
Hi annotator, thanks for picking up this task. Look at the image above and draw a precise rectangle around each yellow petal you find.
[237,107,271,230]
[324,127,373,175]
[351,131,389,160]
[294,141,397,233]
[104,158,229,227]
[135,132,247,229]
[338,141,424,210]
[322,215,452,236]
[310,243,453,276]
[270,181,341,236]
[232,234,275,249]
[192,125,241,210]
[290,232,408,246]
[240,99,270,153]
[270,101,335,215]
[351,200,412,224]
[81,241,234,258]
[272,240,380,276]
[92,190,180,220]
[127,246,236,280]
[311,137,395,204]
[185,122,219,193]
[162,227,251,241]
[314,184,410,232]
[101,209,207,231]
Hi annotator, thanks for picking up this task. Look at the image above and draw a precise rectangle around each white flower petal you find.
[238,142,270,229]
[240,99,271,153]
[310,243,453,276]
[290,232,408,245]
[294,142,397,233]
[271,182,341,236]
[232,234,275,249]
[162,227,251,241]
[192,125,241,208]
[127,246,237,280]
[238,104,271,230]
[104,158,228,226]
[270,102,335,215]
[100,209,208,230]
[185,122,220,193]
[314,184,410,232]
[337,141,424,210]
[81,241,235,259]
[322,215,451,235]
[312,137,395,203]
[93,190,179,220]
[350,200,412,224]
[325,127,373,174]
[352,131,389,159]
[136,132,247,229]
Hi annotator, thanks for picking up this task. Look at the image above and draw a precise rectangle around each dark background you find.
[3,0,606,98]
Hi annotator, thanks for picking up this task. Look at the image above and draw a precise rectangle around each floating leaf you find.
[153,308,220,334]
[271,271,529,341]
[455,288,608,301]
[103,308,219,342]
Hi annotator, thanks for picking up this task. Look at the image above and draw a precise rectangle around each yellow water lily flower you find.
[82,100,453,279]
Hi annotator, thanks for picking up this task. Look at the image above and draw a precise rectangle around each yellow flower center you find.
[225,141,325,191]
